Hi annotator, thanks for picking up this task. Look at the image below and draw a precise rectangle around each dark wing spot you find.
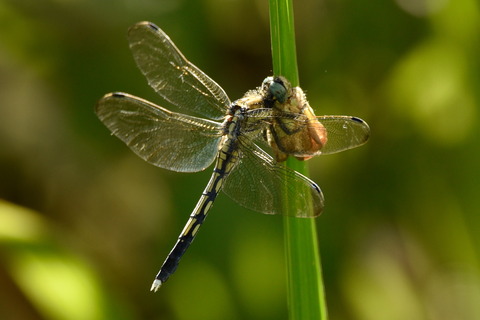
[351,117,364,123]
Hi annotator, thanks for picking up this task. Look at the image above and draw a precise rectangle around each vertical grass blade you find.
[268,1,328,319]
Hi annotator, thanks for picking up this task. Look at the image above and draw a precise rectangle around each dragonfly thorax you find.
[223,104,248,141]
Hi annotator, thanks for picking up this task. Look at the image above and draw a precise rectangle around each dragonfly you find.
[95,21,370,292]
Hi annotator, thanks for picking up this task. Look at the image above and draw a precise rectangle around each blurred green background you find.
[1,0,479,319]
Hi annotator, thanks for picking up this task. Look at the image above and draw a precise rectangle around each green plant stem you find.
[268,1,328,319]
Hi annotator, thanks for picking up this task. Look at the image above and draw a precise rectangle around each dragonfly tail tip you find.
[150,279,162,292]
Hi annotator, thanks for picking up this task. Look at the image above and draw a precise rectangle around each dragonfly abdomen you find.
[151,138,239,291]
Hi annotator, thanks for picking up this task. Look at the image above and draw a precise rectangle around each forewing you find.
[128,22,230,120]
[318,116,370,155]
[96,92,223,172]
[222,138,324,217]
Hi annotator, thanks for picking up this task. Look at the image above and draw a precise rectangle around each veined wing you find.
[128,22,230,120]
[317,116,370,155]
[222,138,324,217]
[96,92,223,172]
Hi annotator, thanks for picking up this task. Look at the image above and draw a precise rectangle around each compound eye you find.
[268,80,287,103]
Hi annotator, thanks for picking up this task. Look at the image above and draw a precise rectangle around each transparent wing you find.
[318,116,370,155]
[128,21,230,120]
[223,138,324,217]
[96,92,223,172]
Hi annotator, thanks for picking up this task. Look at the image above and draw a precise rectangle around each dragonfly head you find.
[262,76,292,104]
